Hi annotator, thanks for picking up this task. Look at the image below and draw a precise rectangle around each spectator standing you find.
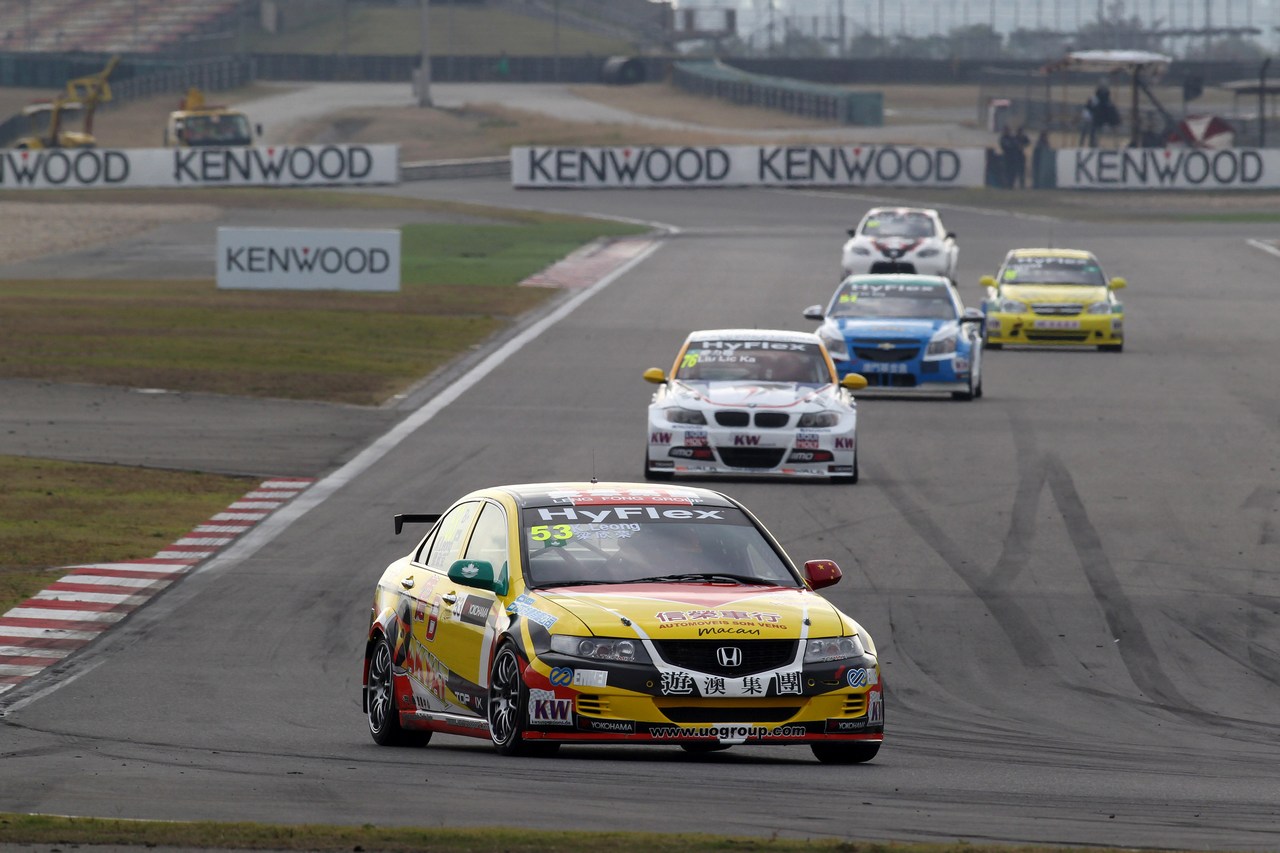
[1032,131,1054,188]
[1011,126,1030,188]
[998,125,1019,188]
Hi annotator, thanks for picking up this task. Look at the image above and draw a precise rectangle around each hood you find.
[833,317,948,340]
[997,283,1108,302]
[669,380,836,410]
[536,583,852,640]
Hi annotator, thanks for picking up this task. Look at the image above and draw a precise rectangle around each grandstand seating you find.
[0,0,241,54]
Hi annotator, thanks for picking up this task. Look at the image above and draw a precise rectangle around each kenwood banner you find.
[512,145,985,188]
[216,228,401,292]
[0,144,398,189]
[1058,147,1279,189]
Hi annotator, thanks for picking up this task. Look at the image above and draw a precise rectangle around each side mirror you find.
[961,307,985,323]
[643,367,667,384]
[946,231,957,240]
[255,122,264,137]
[840,373,868,391]
[979,275,998,288]
[846,228,857,237]
[803,304,824,321]
[448,559,496,591]
[1109,277,1126,290]
[804,559,842,590]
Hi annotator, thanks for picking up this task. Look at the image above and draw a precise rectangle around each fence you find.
[673,60,881,126]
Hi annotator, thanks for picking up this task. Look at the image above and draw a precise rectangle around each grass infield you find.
[0,813,1152,853]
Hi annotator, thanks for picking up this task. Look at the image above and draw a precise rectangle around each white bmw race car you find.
[841,207,958,281]
[644,329,868,483]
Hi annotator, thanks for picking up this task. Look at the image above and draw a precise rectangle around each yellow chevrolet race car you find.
[363,482,883,763]
[981,248,1126,351]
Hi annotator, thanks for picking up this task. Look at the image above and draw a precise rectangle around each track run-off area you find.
[1,168,1278,849]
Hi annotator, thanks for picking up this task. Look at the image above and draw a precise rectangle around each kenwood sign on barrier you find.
[216,228,401,292]
[1057,147,1280,189]
[511,145,985,188]
[0,144,398,189]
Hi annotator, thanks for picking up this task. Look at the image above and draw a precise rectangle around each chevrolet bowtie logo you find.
[877,342,896,350]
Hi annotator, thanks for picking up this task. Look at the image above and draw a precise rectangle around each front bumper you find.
[646,422,856,479]
[986,312,1124,346]
[834,347,973,394]
[522,653,885,744]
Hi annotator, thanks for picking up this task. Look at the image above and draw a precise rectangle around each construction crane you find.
[13,54,119,149]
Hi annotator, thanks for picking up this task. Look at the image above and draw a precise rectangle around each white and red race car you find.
[841,207,958,281]
[643,329,867,483]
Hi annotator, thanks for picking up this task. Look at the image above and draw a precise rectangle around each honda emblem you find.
[716,647,743,668]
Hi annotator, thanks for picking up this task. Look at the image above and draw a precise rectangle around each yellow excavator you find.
[13,55,119,149]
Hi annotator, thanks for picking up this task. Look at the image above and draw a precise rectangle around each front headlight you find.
[999,299,1028,313]
[664,407,706,425]
[925,332,958,356]
[849,246,871,256]
[804,635,865,663]
[550,635,651,664]
[798,411,840,428]
[818,325,848,359]
[916,247,940,258]
[1086,302,1112,314]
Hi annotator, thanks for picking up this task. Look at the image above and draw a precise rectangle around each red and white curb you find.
[520,235,659,289]
[0,477,313,697]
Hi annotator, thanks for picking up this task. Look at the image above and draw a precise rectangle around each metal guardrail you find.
[401,157,510,181]
[672,60,882,126]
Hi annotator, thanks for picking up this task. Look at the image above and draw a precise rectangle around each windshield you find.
[858,211,937,238]
[828,280,958,320]
[180,113,252,146]
[1000,255,1106,286]
[674,339,830,384]
[521,504,798,588]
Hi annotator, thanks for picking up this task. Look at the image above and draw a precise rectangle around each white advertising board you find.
[216,227,401,292]
[512,145,986,188]
[0,144,398,190]
[1057,147,1279,189]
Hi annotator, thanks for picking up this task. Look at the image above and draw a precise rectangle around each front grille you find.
[657,703,801,723]
[870,261,916,274]
[653,639,797,676]
[1032,303,1082,315]
[714,411,749,427]
[842,694,868,716]
[853,346,918,362]
[1026,332,1089,343]
[576,695,609,715]
[754,412,789,428]
[715,447,787,468]
[864,373,917,388]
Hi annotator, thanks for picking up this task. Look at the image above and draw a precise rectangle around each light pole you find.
[417,0,432,107]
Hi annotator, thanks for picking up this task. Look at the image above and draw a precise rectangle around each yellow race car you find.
[363,482,883,763]
[981,248,1125,351]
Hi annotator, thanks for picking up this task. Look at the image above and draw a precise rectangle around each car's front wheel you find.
[367,634,429,747]
[810,741,880,764]
[488,643,559,757]
[1099,343,1123,352]
[643,456,673,481]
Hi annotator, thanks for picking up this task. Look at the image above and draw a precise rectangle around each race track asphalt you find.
[1,88,1278,850]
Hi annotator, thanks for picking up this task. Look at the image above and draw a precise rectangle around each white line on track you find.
[1246,237,1280,257]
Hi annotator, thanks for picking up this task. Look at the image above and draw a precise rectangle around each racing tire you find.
[488,643,559,757]
[367,634,430,748]
[644,464,673,481]
[829,451,858,484]
[1098,343,1123,353]
[952,373,977,401]
[985,342,1003,350]
[810,741,881,765]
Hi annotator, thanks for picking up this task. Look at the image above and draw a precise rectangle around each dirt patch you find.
[0,201,218,264]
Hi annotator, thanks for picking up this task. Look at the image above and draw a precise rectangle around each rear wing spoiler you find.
[394,513,441,535]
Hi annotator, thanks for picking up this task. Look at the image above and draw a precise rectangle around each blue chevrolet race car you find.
[804,274,986,401]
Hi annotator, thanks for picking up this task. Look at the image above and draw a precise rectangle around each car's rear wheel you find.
[367,634,429,747]
[488,643,559,757]
[810,741,880,764]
